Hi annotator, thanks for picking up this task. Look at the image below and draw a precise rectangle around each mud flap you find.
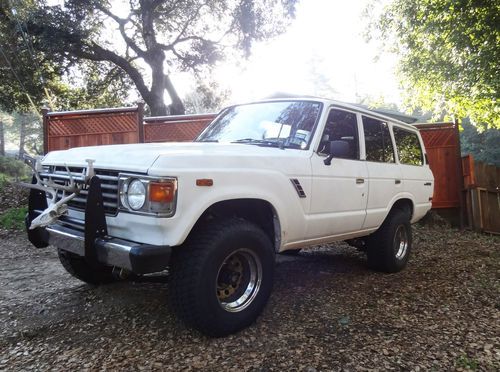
[84,176,108,265]
[26,176,49,248]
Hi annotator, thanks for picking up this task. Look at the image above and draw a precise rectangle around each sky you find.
[191,0,401,106]
[47,0,401,108]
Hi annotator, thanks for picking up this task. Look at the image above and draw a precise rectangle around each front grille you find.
[40,166,120,215]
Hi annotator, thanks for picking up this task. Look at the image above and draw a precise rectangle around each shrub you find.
[0,156,30,180]
[0,207,28,230]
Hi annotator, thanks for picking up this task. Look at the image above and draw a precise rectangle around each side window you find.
[319,109,359,160]
[393,127,424,165]
[362,116,394,163]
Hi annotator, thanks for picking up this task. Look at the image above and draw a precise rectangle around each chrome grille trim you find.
[41,166,120,216]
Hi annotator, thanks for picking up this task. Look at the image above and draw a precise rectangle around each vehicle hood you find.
[42,142,310,174]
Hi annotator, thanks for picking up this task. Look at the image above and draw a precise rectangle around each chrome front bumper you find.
[46,224,171,274]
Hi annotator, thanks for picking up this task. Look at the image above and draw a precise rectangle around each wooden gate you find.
[413,123,462,209]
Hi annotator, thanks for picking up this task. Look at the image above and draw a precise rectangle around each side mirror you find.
[324,140,350,165]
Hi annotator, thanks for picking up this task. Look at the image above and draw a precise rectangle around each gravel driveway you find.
[0,225,498,371]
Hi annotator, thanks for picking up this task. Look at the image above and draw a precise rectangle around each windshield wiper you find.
[231,138,284,149]
[197,139,219,142]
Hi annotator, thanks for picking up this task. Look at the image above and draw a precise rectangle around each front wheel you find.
[169,218,275,337]
[366,208,412,273]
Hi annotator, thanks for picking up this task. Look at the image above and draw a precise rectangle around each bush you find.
[0,173,9,188]
[0,156,30,180]
[0,207,28,230]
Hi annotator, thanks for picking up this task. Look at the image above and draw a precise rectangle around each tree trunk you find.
[18,115,26,159]
[165,75,185,115]
[146,50,186,116]
[145,75,186,116]
[148,99,168,116]
[0,120,5,156]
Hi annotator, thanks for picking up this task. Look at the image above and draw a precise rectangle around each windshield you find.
[196,101,322,149]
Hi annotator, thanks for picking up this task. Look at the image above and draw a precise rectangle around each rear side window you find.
[393,127,424,165]
[362,116,394,163]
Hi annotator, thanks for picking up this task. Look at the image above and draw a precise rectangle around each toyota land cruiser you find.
[22,98,434,336]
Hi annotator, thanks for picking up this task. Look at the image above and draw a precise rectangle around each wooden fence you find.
[462,155,500,234]
[43,106,144,153]
[144,114,215,143]
[42,105,214,153]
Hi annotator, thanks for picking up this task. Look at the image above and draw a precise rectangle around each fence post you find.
[454,119,466,230]
[42,107,49,154]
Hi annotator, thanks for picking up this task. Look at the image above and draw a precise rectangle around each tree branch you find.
[171,3,206,46]
[139,0,157,50]
[74,42,151,102]
[95,5,146,58]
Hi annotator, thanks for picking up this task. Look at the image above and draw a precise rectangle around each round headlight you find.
[127,179,146,210]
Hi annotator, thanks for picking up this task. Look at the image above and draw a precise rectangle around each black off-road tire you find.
[366,208,412,273]
[58,249,115,285]
[169,218,275,337]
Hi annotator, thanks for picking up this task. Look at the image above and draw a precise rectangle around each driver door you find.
[308,108,368,239]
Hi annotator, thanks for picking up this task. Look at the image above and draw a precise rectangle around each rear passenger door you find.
[362,116,403,229]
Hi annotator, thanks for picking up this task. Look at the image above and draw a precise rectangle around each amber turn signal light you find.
[196,179,213,187]
[149,182,175,203]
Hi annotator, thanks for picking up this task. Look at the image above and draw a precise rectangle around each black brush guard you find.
[26,176,171,274]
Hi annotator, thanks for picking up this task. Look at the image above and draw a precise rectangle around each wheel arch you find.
[388,197,414,220]
[188,198,282,252]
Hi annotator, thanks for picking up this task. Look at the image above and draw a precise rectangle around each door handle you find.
[424,182,432,186]
[356,178,365,184]
[395,179,401,185]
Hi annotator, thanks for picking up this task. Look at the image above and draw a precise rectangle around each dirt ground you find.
[0,224,499,371]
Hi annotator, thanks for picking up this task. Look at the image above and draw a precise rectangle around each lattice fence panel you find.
[144,115,215,143]
[419,125,457,149]
[45,108,141,152]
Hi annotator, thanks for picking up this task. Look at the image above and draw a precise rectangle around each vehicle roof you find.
[237,96,419,132]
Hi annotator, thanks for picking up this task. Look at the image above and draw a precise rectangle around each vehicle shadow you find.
[1,241,373,345]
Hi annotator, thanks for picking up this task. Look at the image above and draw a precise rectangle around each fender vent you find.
[290,178,306,198]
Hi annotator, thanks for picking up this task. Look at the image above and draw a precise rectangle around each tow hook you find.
[112,266,132,280]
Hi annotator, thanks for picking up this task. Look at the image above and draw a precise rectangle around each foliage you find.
[1,0,297,116]
[455,354,479,371]
[0,1,135,113]
[368,0,499,129]
[460,119,500,166]
[0,0,56,112]
[0,206,27,230]
[184,80,230,114]
[0,172,8,187]
[0,155,29,178]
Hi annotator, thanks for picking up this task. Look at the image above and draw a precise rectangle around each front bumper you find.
[46,224,171,274]
[26,175,171,274]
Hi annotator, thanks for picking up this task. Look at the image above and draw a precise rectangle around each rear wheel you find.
[367,208,412,273]
[58,249,115,285]
[169,218,275,337]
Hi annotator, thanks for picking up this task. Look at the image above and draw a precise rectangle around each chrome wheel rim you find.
[394,225,409,259]
[216,248,262,313]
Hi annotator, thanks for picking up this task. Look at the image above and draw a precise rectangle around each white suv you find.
[23,98,434,336]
